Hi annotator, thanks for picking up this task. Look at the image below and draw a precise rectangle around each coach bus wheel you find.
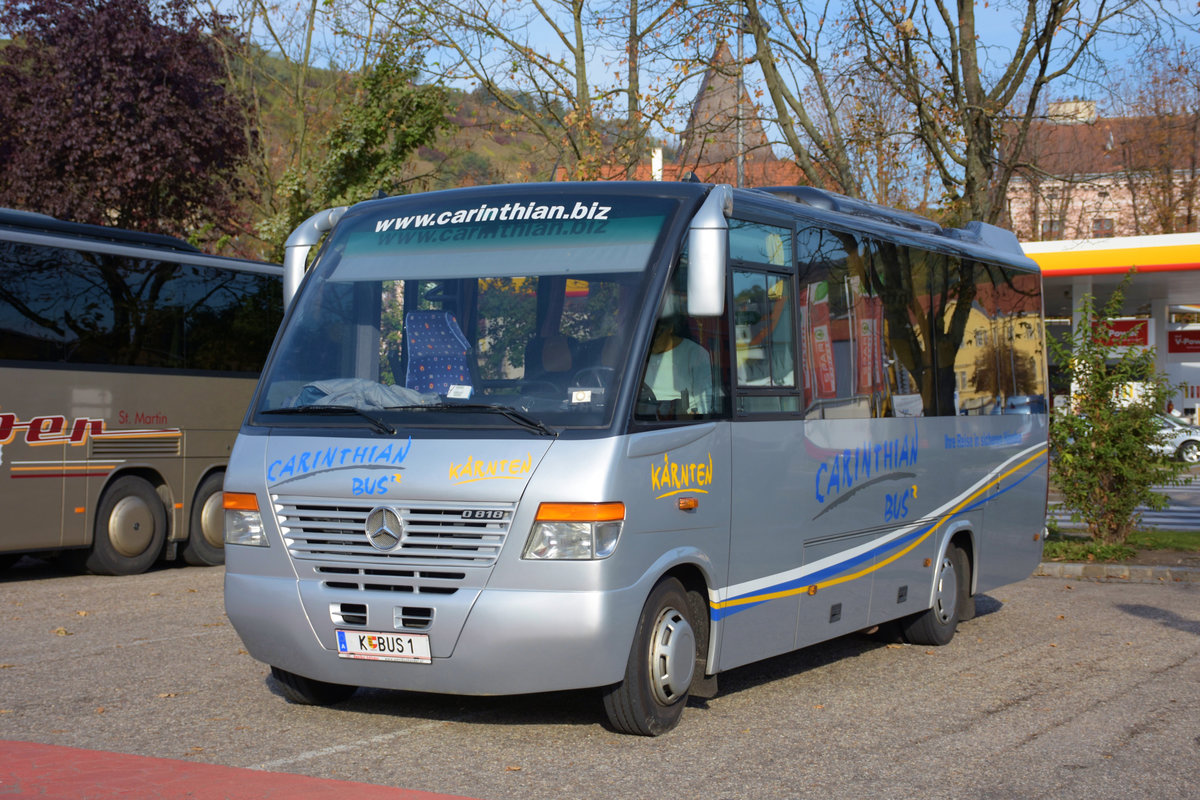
[602,577,696,736]
[902,544,969,647]
[84,476,168,576]
[270,666,357,706]
[183,473,225,566]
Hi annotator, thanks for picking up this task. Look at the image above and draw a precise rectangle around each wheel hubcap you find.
[648,605,695,705]
[109,496,154,557]
[200,491,224,548]
[933,555,959,624]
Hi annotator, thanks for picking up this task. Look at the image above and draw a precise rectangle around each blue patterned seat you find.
[405,310,472,395]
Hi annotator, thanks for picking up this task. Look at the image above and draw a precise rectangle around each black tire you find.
[902,544,970,646]
[183,472,225,566]
[270,666,357,705]
[603,577,697,736]
[84,476,167,576]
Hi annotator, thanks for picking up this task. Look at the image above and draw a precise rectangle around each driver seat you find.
[524,335,574,391]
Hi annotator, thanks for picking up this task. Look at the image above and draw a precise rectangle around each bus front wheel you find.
[183,473,225,566]
[603,577,696,736]
[86,476,167,576]
[902,544,970,646]
[270,666,357,705]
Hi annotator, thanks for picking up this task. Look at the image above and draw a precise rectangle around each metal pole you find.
[736,22,745,189]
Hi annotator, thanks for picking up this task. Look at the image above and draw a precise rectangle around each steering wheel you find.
[519,379,560,396]
[571,366,615,389]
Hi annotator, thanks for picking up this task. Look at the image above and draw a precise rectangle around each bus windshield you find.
[254,192,681,429]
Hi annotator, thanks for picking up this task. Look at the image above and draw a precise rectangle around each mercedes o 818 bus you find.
[223,181,1048,735]
[0,209,282,574]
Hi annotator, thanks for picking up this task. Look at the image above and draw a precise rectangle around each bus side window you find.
[961,264,1046,415]
[863,240,932,418]
[635,253,728,422]
[729,219,799,415]
[733,270,797,405]
[797,227,880,419]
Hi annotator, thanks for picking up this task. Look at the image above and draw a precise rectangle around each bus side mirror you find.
[687,184,732,317]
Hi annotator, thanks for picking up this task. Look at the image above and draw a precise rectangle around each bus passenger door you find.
[719,241,813,671]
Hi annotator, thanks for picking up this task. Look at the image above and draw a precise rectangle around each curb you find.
[1035,561,1200,583]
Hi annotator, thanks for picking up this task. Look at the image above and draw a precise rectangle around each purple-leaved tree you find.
[0,0,250,239]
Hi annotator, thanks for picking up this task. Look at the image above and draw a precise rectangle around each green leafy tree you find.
[1048,281,1189,544]
[317,41,451,206]
[255,40,450,256]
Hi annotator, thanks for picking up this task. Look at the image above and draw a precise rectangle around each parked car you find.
[1153,414,1200,463]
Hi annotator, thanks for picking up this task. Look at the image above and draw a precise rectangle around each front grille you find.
[274,497,515,591]
[316,564,465,594]
[331,602,367,626]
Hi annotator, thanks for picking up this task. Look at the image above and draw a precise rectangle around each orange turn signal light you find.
[535,502,625,522]
[223,492,259,512]
[677,497,699,511]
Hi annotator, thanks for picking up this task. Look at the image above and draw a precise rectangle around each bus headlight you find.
[223,492,268,547]
[523,502,624,560]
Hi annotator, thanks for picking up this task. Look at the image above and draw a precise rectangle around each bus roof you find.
[0,207,202,254]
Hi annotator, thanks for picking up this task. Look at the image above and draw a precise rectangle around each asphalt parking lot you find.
[2,559,1198,800]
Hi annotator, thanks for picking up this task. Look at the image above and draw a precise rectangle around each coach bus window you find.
[0,241,68,361]
[1,242,280,371]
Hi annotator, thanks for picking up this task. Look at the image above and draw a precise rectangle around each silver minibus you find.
[224,182,1048,734]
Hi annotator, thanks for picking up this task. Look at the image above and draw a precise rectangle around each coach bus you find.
[223,182,1048,735]
[0,209,282,574]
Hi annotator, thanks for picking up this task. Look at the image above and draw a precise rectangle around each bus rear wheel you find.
[603,577,696,736]
[902,544,969,646]
[270,666,357,705]
[183,473,225,566]
[86,476,167,576]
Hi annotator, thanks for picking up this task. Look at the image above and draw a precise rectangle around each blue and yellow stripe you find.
[709,445,1048,621]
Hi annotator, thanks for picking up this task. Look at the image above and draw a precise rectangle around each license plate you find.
[335,630,431,663]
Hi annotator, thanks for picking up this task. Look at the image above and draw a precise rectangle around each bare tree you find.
[410,0,703,179]
[1113,41,1200,234]
[743,0,1152,225]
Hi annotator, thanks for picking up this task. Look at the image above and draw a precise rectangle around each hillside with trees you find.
[3,0,1197,259]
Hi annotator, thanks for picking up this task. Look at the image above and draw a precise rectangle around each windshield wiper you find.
[262,405,396,435]
[405,403,559,437]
